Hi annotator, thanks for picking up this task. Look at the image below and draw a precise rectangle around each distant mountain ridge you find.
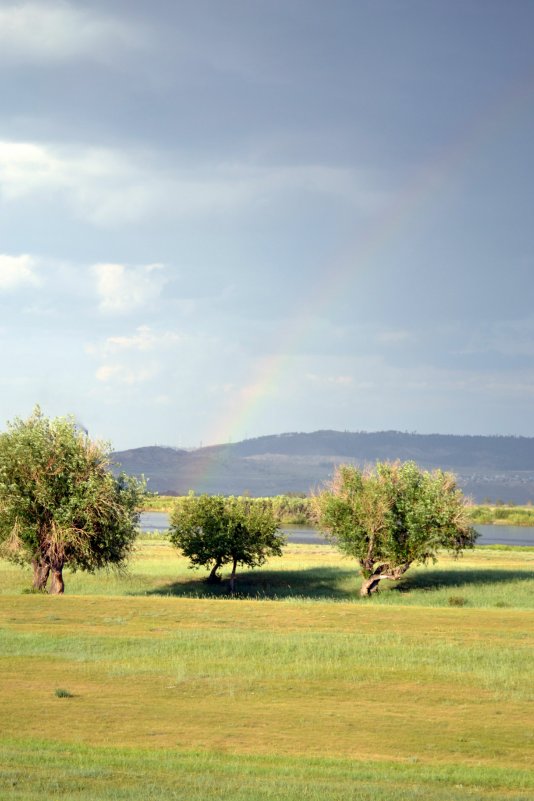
[112,430,534,503]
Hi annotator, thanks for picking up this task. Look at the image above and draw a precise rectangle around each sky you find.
[1,0,534,450]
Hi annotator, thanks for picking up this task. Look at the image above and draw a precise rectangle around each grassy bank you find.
[1,543,533,800]
[143,495,534,526]
[468,505,534,526]
[144,494,314,525]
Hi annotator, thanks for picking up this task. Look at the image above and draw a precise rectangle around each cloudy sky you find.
[1,0,534,449]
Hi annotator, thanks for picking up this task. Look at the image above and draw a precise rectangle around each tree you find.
[0,408,145,594]
[169,494,285,592]
[314,461,477,596]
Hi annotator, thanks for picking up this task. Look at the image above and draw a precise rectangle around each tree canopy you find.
[314,461,477,596]
[169,494,285,592]
[0,408,145,593]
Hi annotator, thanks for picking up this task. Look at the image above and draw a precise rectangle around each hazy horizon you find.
[114,426,534,454]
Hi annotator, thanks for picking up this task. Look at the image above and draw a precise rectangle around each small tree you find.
[169,494,285,592]
[0,408,145,593]
[314,461,477,596]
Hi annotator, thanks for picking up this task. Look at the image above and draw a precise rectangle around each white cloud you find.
[0,141,64,200]
[93,264,167,314]
[0,253,40,290]
[0,141,153,224]
[306,373,354,386]
[95,363,156,385]
[0,2,144,65]
[86,325,182,357]
[0,139,384,227]
[88,324,184,391]
[104,325,182,352]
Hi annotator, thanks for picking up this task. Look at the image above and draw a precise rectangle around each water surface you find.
[139,513,534,547]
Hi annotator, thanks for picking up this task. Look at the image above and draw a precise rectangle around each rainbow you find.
[188,73,534,490]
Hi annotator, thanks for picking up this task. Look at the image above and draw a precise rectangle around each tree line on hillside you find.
[0,409,476,595]
[115,428,534,469]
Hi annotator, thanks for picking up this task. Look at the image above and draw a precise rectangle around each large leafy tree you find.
[0,408,145,593]
[314,461,477,596]
[169,494,285,592]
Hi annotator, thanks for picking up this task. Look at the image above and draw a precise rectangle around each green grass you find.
[143,494,179,512]
[0,543,533,800]
[54,687,75,698]
[3,538,533,609]
[2,739,533,800]
[144,495,534,527]
[144,494,314,524]
[467,505,534,526]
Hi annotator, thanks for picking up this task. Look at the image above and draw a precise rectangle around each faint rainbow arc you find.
[186,73,534,489]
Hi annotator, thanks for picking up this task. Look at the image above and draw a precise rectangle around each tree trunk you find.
[32,558,50,591]
[207,559,222,583]
[359,575,382,596]
[49,564,65,594]
[228,557,238,595]
[359,562,412,597]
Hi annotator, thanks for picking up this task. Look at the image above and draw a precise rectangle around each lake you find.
[139,513,534,547]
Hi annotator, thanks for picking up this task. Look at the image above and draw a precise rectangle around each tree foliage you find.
[314,461,477,596]
[0,408,145,593]
[169,494,285,592]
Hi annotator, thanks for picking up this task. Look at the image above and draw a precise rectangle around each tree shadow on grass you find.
[393,567,534,594]
[143,566,357,600]
[142,564,533,601]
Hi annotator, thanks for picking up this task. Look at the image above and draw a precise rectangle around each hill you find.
[112,430,534,503]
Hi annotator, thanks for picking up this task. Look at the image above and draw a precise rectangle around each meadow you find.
[1,540,533,800]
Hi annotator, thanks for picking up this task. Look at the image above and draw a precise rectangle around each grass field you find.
[1,542,533,800]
